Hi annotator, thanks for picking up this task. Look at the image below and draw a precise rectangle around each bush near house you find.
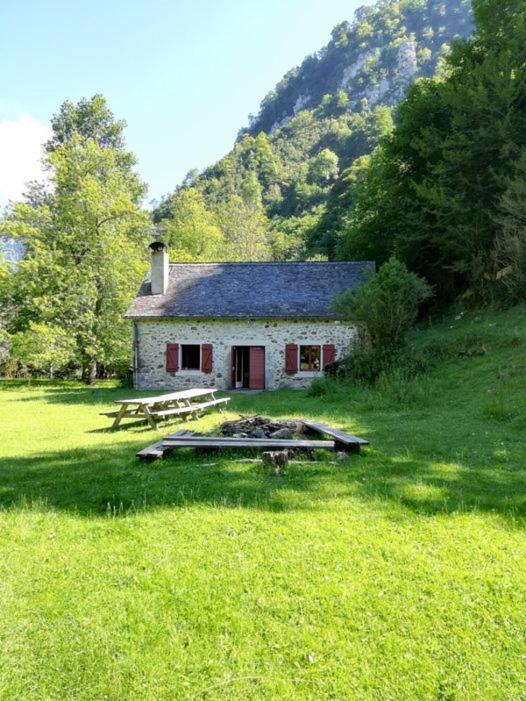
[333,256,433,349]
[328,257,432,384]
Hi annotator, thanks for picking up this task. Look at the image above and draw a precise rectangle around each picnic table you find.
[101,388,230,430]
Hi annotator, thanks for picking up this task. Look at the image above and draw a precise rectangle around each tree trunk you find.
[84,359,97,385]
[262,450,289,475]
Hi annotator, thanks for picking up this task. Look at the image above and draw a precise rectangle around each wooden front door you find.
[249,346,265,390]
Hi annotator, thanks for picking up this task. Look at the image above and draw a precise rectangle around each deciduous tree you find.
[1,96,150,382]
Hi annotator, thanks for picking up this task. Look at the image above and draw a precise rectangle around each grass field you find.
[0,307,525,699]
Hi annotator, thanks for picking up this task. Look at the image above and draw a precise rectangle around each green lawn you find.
[0,307,525,699]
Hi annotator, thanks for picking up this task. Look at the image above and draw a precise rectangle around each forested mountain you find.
[153,0,473,262]
[244,0,472,136]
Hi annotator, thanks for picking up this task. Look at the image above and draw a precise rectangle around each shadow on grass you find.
[0,439,525,522]
[0,440,350,516]
[87,422,156,434]
[351,452,526,521]
[8,383,240,411]
[6,383,140,406]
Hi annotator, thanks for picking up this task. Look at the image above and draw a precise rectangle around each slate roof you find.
[126,261,374,319]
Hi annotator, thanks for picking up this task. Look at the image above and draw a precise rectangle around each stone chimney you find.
[149,240,169,295]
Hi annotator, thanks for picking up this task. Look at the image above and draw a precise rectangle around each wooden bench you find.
[151,397,230,419]
[162,436,335,450]
[136,430,195,460]
[136,420,369,462]
[303,421,369,453]
[138,434,335,461]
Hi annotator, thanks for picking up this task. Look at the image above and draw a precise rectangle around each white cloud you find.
[0,113,51,204]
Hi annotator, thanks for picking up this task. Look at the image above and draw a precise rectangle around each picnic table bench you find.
[101,388,230,429]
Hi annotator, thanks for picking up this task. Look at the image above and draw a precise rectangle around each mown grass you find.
[0,306,525,699]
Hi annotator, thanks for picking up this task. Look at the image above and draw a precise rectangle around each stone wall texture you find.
[133,318,356,391]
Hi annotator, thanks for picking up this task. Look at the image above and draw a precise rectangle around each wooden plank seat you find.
[137,419,368,462]
[303,420,369,452]
[136,430,195,460]
[151,397,230,418]
[135,440,164,460]
[162,436,334,450]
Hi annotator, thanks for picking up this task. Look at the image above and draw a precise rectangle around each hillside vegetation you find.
[0,305,524,698]
[153,0,473,262]
[245,0,472,135]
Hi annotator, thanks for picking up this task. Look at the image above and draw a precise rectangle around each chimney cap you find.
[149,240,166,252]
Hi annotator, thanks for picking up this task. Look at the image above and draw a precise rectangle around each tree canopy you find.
[153,0,473,264]
[1,96,150,381]
[334,0,526,305]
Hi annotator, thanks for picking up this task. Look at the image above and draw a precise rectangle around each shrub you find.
[306,376,331,397]
[332,257,433,349]
[341,343,435,385]
[10,323,76,379]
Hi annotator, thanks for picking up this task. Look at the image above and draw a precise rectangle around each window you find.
[300,345,321,372]
[181,344,200,370]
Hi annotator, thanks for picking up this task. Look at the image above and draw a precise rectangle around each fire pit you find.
[220,415,304,440]
[137,416,369,461]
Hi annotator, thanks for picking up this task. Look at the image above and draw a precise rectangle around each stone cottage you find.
[126,242,374,391]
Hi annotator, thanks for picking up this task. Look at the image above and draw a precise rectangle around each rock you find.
[250,428,268,439]
[220,416,300,440]
[336,451,349,460]
[293,94,310,115]
[220,421,238,436]
[269,114,293,134]
[270,428,293,440]
[339,49,377,90]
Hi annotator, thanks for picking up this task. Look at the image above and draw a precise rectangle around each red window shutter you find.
[166,343,179,372]
[285,343,298,374]
[323,344,336,369]
[201,344,213,373]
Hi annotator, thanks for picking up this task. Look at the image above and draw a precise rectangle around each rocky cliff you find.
[245,0,473,136]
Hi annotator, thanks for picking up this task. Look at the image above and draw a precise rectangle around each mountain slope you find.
[245,0,472,136]
[154,0,473,262]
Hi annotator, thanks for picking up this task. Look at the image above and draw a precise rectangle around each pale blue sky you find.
[1,0,370,205]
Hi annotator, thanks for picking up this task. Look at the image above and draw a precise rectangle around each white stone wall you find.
[133,318,357,391]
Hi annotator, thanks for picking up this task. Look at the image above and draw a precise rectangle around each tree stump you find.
[262,450,289,475]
